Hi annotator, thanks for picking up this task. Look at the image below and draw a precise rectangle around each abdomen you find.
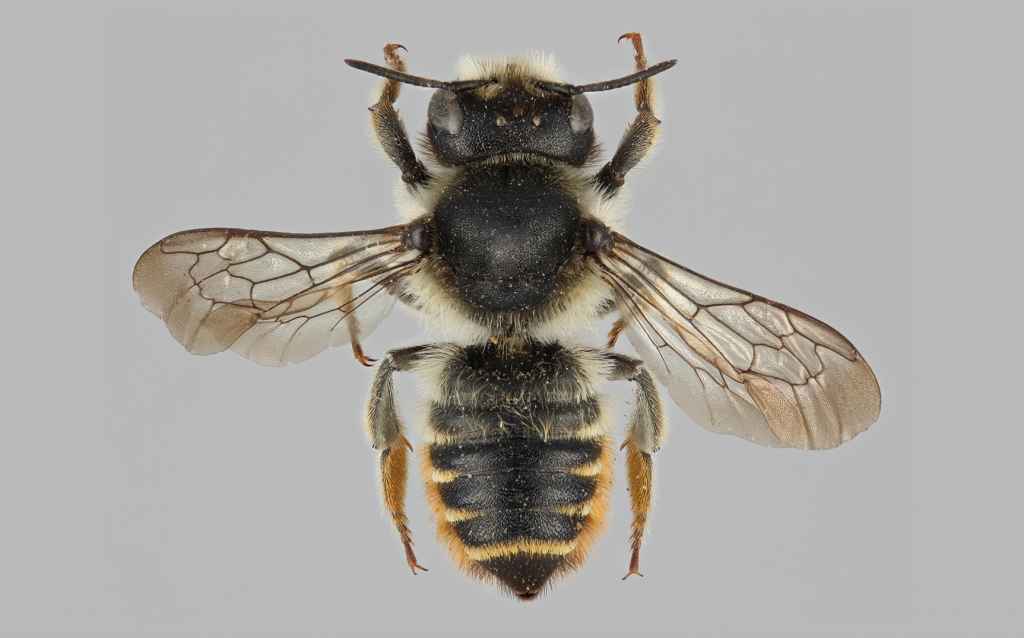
[422,341,610,600]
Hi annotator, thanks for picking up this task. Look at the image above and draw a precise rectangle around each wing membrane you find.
[598,233,880,449]
[133,225,420,366]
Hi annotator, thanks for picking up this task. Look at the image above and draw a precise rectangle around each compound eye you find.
[428,90,463,135]
[569,94,593,133]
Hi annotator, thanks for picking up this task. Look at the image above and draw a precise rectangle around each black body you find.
[346,38,674,597]
[426,341,606,599]
[433,163,582,312]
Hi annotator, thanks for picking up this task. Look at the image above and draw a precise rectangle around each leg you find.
[602,352,664,579]
[380,441,425,574]
[369,44,431,188]
[606,317,627,348]
[622,439,654,580]
[366,345,435,573]
[338,284,377,367]
[594,33,663,197]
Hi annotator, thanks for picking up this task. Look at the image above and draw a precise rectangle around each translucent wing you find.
[133,225,421,366]
[597,232,881,449]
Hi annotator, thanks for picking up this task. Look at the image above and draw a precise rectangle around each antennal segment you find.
[535,59,677,96]
[345,59,490,92]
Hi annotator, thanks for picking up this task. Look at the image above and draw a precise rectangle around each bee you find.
[133,34,882,601]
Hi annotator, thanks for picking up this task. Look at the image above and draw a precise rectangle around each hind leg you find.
[366,345,435,573]
[379,439,426,574]
[368,44,431,188]
[594,33,663,197]
[601,352,664,579]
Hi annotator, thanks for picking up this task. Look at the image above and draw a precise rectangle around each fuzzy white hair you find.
[454,52,563,84]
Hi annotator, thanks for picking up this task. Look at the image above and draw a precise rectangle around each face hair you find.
[344,56,678,96]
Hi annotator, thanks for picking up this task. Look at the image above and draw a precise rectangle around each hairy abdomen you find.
[422,342,610,600]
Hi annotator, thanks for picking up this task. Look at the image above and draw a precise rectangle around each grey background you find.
[3,1,1020,636]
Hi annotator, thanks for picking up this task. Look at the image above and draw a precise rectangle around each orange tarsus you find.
[623,442,652,582]
[403,539,429,575]
[607,318,627,348]
[617,32,647,66]
[377,43,408,105]
[617,32,652,112]
[382,442,425,575]
[352,341,377,367]
[383,43,407,66]
[622,546,644,580]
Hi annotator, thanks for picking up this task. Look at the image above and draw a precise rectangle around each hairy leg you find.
[600,351,665,579]
[594,33,663,197]
[366,345,436,573]
[369,44,431,188]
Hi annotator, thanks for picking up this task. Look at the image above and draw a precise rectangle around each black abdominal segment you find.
[425,341,608,600]
[433,163,581,312]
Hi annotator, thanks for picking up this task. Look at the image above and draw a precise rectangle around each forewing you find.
[133,225,420,366]
[598,233,881,449]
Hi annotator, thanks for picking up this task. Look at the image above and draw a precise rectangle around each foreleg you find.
[594,33,663,197]
[368,44,431,188]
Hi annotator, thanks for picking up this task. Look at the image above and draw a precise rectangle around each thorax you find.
[431,161,582,313]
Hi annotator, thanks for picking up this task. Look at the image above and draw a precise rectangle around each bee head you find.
[345,54,675,167]
[425,80,596,166]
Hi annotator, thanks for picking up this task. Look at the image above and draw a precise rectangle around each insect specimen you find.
[133,34,881,600]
